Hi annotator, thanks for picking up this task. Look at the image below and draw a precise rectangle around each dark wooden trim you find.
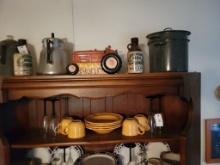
[0,77,3,103]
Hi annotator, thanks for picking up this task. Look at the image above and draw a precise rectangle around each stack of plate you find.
[85,112,123,134]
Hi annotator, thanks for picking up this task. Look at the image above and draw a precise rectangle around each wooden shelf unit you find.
[0,73,201,165]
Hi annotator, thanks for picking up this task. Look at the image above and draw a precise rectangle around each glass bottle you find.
[13,39,33,76]
[154,96,164,135]
[127,37,144,73]
[148,97,156,135]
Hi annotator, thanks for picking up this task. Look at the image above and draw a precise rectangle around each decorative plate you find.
[113,143,145,165]
[145,142,171,159]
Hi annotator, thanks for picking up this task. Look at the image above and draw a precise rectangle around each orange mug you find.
[64,120,86,139]
[134,114,150,131]
[122,117,145,136]
[57,117,73,135]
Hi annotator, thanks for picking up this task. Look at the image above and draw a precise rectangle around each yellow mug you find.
[122,117,145,136]
[64,120,86,139]
[134,114,150,131]
[57,117,73,135]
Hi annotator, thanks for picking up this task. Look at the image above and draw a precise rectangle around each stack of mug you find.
[57,113,150,138]
[122,114,150,136]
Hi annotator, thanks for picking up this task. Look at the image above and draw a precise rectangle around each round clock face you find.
[101,53,122,74]
[69,65,77,72]
[66,63,79,75]
[105,57,118,69]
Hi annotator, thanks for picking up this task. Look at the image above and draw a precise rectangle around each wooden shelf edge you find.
[9,129,185,149]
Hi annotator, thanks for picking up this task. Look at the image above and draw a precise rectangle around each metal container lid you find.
[146,28,191,40]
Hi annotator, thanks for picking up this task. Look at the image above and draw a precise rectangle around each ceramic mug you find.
[122,118,145,136]
[134,114,150,131]
[64,120,86,139]
[57,117,73,135]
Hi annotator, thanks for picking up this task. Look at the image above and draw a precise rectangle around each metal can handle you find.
[163,27,173,31]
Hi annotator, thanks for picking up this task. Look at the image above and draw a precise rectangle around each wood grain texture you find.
[0,73,201,164]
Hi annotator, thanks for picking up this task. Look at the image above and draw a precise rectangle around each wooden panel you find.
[8,93,188,130]
[112,94,128,115]
[106,97,113,112]
[90,98,106,113]
[68,97,83,117]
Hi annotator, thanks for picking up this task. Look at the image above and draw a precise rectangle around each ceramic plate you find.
[54,145,84,163]
[26,147,52,164]
[113,143,144,165]
[27,145,84,164]
[145,142,171,159]
[85,113,123,124]
[76,153,117,165]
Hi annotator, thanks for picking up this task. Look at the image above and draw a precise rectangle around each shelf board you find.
[9,129,184,149]
[2,72,198,101]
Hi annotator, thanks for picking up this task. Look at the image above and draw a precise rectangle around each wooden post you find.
[180,136,186,165]
[0,77,2,103]
[0,137,10,165]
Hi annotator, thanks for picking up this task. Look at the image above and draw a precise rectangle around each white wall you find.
[0,0,74,62]
[1,0,220,164]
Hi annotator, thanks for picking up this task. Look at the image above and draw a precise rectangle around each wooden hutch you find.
[0,73,200,165]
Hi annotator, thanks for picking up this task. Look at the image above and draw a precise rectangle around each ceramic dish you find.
[148,157,162,165]
[75,153,118,165]
[113,143,145,165]
[52,145,84,163]
[86,126,120,134]
[145,142,171,160]
[85,112,123,124]
[85,123,121,129]
[160,151,180,165]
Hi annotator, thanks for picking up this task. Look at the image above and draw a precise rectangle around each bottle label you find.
[127,51,144,73]
[14,53,32,75]
[17,45,29,55]
[154,113,164,127]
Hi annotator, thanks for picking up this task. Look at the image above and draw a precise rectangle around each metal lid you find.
[146,28,191,40]
[42,33,64,47]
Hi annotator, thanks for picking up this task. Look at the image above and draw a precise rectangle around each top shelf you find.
[1,73,200,101]
[2,72,198,81]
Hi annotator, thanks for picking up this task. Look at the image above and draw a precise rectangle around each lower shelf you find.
[8,129,185,149]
